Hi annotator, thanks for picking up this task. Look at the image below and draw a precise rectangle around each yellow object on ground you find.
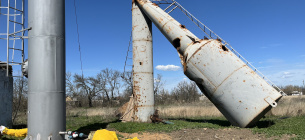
[127,137,139,140]
[92,129,118,140]
[2,128,27,137]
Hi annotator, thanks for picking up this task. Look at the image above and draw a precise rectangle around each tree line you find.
[11,68,305,114]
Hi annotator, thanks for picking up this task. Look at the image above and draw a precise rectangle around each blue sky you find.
[1,0,305,90]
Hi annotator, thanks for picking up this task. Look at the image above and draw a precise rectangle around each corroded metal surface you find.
[135,0,282,127]
[132,0,154,122]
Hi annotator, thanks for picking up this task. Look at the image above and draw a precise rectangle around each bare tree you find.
[73,73,104,107]
[281,85,302,95]
[66,72,79,98]
[100,68,121,105]
[12,77,28,124]
[121,71,133,102]
[171,80,200,103]
[154,74,164,95]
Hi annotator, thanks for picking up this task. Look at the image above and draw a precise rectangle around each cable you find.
[74,0,89,119]
[122,31,132,80]
[73,0,84,78]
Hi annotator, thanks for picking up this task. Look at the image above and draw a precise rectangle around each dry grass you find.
[67,107,117,118]
[267,96,305,116]
[67,96,304,119]
[157,96,305,118]
[158,105,222,118]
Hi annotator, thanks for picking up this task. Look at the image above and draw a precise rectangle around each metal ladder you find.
[0,0,30,77]
[151,0,286,95]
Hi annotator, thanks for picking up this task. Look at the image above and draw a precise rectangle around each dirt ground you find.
[116,128,295,140]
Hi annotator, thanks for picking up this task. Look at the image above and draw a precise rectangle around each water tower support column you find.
[27,0,65,139]
[132,0,154,122]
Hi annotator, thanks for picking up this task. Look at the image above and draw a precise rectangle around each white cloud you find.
[259,43,282,49]
[265,69,305,86]
[281,71,294,79]
[155,65,181,71]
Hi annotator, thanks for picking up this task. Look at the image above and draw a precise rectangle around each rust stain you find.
[183,53,188,73]
[152,2,159,7]
[132,25,138,31]
[243,80,246,82]
[239,100,242,103]
[133,85,140,93]
[136,105,155,107]
[158,17,164,24]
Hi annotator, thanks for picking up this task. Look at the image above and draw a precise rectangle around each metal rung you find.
[9,6,23,12]
[8,63,23,65]
[9,20,23,25]
[164,1,176,11]
[0,13,21,16]
[0,38,21,40]
[9,48,23,51]
[8,27,31,36]
[9,61,23,64]
[168,5,178,14]
[9,34,23,38]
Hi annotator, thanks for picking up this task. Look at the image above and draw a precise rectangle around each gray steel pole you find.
[136,0,282,127]
[27,0,65,139]
[132,0,154,122]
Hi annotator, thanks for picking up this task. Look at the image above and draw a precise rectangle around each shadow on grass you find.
[250,120,275,128]
[75,120,120,134]
[168,118,275,128]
